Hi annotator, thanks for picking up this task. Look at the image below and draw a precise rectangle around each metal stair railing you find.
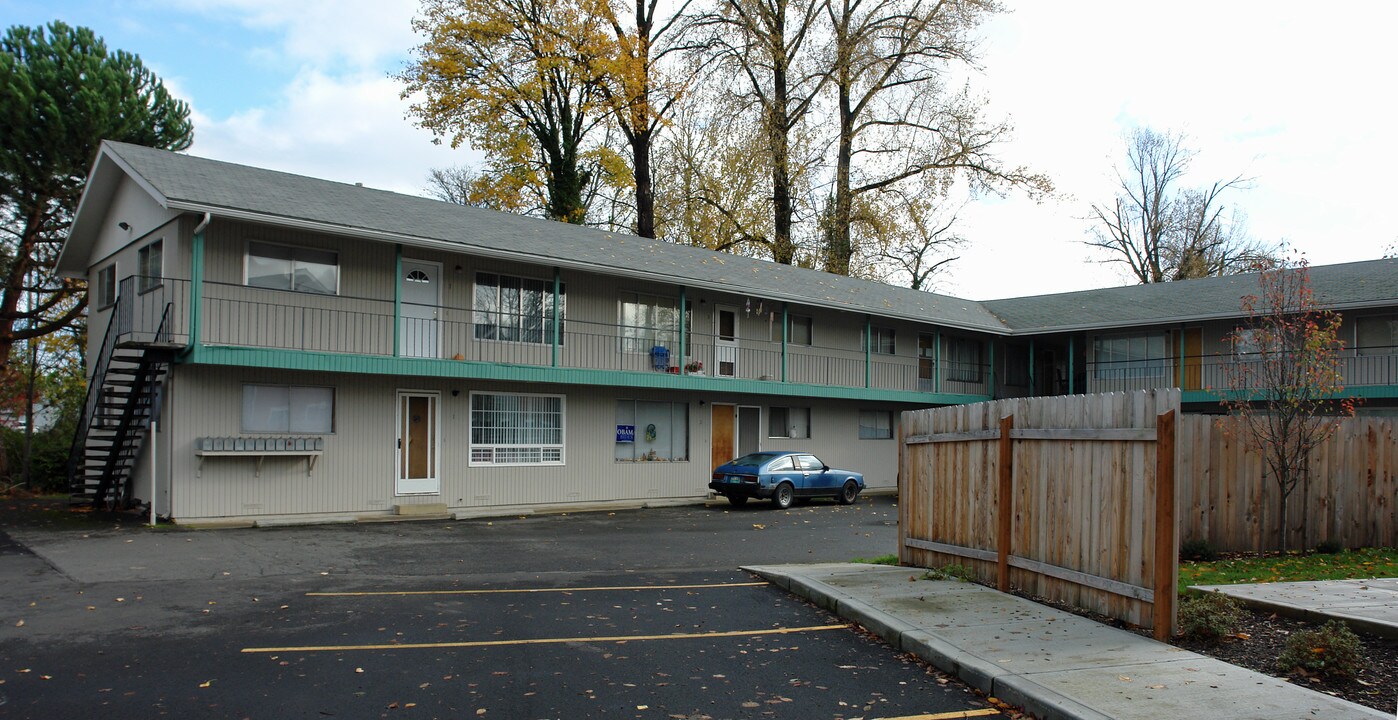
[67,293,126,497]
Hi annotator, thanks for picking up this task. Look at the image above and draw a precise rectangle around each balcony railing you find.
[107,275,997,396]
[1086,347,1398,394]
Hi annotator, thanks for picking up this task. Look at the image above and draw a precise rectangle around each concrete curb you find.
[744,564,1106,720]
[1190,585,1398,640]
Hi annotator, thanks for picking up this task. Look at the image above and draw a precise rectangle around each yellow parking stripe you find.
[241,623,848,654]
[305,581,767,597]
[875,710,1002,720]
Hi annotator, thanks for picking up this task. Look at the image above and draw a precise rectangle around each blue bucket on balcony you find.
[650,345,670,371]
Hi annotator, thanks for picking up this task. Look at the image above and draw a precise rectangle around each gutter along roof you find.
[61,142,1398,338]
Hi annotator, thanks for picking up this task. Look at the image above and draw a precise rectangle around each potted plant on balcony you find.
[684,360,704,375]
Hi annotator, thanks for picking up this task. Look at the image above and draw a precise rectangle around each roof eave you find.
[57,142,173,277]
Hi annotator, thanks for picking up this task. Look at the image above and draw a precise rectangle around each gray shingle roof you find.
[83,141,1398,337]
[981,258,1398,333]
[100,141,1010,333]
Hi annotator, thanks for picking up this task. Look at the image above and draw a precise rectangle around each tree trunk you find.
[634,127,655,238]
[827,29,854,276]
[767,4,795,265]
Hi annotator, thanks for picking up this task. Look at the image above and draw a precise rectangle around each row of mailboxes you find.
[195,437,324,452]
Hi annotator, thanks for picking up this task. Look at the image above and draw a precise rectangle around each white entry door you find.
[715,306,738,377]
[396,391,440,495]
[400,260,441,358]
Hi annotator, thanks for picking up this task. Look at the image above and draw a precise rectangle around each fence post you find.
[997,413,1014,592]
[898,412,908,566]
[1153,409,1177,640]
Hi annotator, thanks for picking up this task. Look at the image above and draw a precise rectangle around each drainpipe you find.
[182,212,211,358]
[1177,327,1185,388]
[988,341,996,398]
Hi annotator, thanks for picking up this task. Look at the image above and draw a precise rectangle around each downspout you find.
[988,341,996,399]
[182,212,211,358]
[1029,339,1036,396]
[934,330,941,394]
[1177,327,1185,388]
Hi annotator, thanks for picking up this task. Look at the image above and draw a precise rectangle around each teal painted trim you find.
[1029,339,1036,395]
[781,302,788,383]
[393,245,402,357]
[187,228,205,352]
[864,316,872,389]
[934,331,941,394]
[1068,335,1075,395]
[1184,384,1398,405]
[551,267,561,368]
[988,341,996,398]
[186,345,989,405]
[678,286,687,375]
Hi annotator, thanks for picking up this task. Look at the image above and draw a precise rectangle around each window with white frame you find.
[96,264,117,309]
[858,410,893,439]
[474,273,564,344]
[1232,328,1263,359]
[241,384,334,433]
[1356,316,1398,356]
[767,406,810,439]
[868,326,895,354]
[771,314,813,345]
[246,241,338,294]
[1093,333,1167,378]
[137,239,163,292]
[946,336,982,383]
[619,291,682,353]
[470,392,564,465]
[614,400,688,461]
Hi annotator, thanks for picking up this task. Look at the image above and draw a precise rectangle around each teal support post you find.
[864,315,872,389]
[393,245,402,357]
[1069,335,1076,395]
[552,267,561,368]
[188,228,205,350]
[781,302,788,382]
[678,286,687,375]
[988,341,996,398]
[1029,339,1036,396]
[934,331,941,394]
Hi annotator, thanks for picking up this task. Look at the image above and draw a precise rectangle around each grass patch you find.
[850,554,899,566]
[1180,547,1398,588]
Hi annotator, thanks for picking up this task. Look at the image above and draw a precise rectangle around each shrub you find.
[1312,539,1344,555]
[1177,592,1244,641]
[1180,537,1219,562]
[1277,620,1365,679]
[922,563,976,582]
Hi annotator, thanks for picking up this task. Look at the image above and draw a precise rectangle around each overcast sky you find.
[9,0,1395,300]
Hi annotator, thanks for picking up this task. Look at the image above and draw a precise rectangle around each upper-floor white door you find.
[715,306,738,377]
[401,260,441,358]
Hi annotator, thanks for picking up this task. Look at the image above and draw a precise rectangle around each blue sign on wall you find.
[616,424,636,443]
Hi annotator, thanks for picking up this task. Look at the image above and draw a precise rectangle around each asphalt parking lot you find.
[0,496,1002,719]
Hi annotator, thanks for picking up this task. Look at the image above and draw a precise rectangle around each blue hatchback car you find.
[709,451,865,509]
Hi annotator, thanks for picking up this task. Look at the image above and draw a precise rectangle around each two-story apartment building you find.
[56,142,1398,524]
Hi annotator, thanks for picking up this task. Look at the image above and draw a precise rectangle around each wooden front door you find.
[396,391,440,495]
[711,404,735,471]
[1171,328,1203,390]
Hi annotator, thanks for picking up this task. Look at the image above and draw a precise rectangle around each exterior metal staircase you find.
[68,298,178,509]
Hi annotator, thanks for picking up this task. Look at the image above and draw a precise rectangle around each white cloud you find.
[189,69,474,196]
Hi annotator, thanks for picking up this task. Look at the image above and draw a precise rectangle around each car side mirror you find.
[822,464,830,471]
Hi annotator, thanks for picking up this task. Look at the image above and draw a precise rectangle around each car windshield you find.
[728,452,782,467]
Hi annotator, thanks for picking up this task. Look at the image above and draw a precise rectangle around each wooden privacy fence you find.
[1177,415,1397,552]
[899,390,1181,639]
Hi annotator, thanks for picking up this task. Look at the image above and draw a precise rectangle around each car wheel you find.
[772,482,794,510]
[727,494,748,507]
[837,480,859,505]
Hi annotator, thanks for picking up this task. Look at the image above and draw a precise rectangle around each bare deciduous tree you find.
[1088,127,1276,283]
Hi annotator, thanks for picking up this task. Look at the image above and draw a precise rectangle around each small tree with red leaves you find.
[1221,257,1353,552]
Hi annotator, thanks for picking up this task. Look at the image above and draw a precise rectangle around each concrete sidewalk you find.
[1193,578,1398,640]
[743,563,1388,720]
